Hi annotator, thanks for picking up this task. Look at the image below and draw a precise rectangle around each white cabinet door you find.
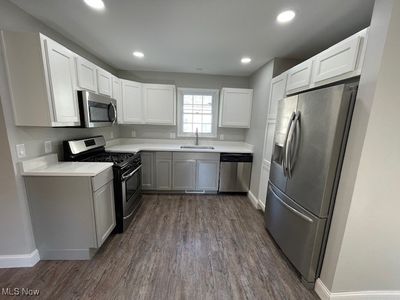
[75,56,98,92]
[263,120,277,164]
[258,161,271,210]
[172,160,196,190]
[258,119,276,208]
[313,35,361,83]
[196,160,220,191]
[93,181,116,247]
[121,80,144,124]
[111,77,123,123]
[44,38,80,124]
[143,84,176,125]
[141,152,154,190]
[286,59,313,93]
[96,68,112,97]
[268,73,287,119]
[219,88,253,128]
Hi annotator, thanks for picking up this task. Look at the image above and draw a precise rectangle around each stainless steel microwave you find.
[78,91,117,128]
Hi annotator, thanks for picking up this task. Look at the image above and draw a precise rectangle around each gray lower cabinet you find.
[172,152,220,192]
[141,152,155,190]
[196,160,220,191]
[172,159,196,190]
[24,167,115,260]
[156,152,172,190]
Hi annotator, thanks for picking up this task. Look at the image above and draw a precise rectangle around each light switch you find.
[131,130,136,138]
[219,134,225,140]
[16,144,26,158]
[44,141,52,153]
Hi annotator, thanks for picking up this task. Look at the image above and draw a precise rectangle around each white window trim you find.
[177,88,219,138]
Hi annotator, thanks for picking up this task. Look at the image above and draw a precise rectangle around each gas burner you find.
[82,152,136,165]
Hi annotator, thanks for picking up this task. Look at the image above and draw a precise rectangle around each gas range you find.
[63,136,142,233]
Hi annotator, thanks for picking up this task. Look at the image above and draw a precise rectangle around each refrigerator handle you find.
[283,112,296,177]
[268,185,313,223]
[288,112,301,178]
[286,112,298,178]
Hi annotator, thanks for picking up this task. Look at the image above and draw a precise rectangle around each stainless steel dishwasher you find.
[219,153,253,192]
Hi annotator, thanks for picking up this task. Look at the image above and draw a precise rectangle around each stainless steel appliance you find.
[219,153,253,192]
[264,81,358,286]
[64,136,142,233]
[78,91,117,128]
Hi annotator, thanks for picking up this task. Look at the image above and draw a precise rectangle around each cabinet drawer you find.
[156,152,172,160]
[173,152,220,161]
[91,167,113,191]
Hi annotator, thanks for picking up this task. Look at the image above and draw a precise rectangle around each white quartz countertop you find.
[106,139,254,154]
[20,154,113,177]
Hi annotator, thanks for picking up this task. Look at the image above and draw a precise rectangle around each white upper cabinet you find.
[1,31,80,127]
[44,38,80,124]
[75,56,98,93]
[111,77,123,122]
[143,84,176,125]
[286,59,313,94]
[96,68,112,97]
[121,79,144,124]
[219,88,253,128]
[268,73,287,119]
[311,29,367,86]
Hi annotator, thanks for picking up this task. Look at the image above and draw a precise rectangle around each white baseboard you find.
[247,191,265,212]
[248,190,259,209]
[315,278,400,300]
[0,249,40,268]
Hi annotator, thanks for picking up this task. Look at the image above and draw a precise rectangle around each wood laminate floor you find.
[0,194,318,300]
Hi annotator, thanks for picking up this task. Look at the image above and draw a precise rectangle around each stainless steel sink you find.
[180,145,215,150]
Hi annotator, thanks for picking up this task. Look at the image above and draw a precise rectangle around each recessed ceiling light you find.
[133,51,144,58]
[241,57,252,64]
[83,0,105,10]
[277,10,296,23]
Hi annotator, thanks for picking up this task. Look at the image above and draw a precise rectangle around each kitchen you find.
[0,0,399,299]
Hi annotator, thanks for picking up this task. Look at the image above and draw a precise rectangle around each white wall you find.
[319,0,400,294]
[117,70,249,141]
[0,0,119,257]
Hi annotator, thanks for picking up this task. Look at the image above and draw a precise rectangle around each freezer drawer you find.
[264,183,326,283]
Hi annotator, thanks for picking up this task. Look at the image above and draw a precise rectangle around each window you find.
[177,88,219,137]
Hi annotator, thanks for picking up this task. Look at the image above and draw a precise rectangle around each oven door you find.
[121,164,142,221]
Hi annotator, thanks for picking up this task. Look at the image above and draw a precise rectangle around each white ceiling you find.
[11,0,374,76]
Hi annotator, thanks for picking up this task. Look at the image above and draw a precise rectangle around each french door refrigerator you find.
[264,81,358,286]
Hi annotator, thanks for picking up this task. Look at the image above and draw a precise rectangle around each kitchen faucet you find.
[195,127,199,146]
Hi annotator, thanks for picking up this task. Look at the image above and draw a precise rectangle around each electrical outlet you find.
[219,134,225,140]
[110,131,114,139]
[44,141,52,153]
[131,130,136,138]
[16,144,26,158]
[169,132,176,139]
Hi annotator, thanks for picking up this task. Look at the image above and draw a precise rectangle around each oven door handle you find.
[121,165,142,181]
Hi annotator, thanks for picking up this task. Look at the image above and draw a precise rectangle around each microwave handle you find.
[110,102,117,124]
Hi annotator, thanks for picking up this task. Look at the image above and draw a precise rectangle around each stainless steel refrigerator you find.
[264,81,358,286]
